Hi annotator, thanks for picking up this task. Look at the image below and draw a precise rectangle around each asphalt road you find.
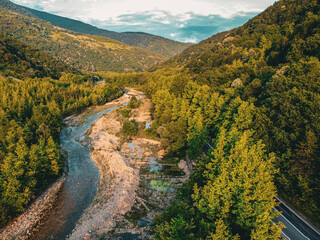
[204,141,320,240]
[274,198,320,240]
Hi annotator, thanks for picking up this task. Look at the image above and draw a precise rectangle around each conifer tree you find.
[192,129,282,239]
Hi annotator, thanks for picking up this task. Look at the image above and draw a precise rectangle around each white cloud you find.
[184,37,198,43]
[12,0,277,20]
[10,0,278,42]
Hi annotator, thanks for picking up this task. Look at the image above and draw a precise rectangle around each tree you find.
[122,120,138,137]
[154,128,282,239]
[192,129,282,239]
[46,136,61,176]
[153,203,195,240]
[128,95,140,109]
[1,138,32,216]
[161,117,187,153]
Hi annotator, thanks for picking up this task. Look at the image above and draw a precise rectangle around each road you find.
[204,141,320,240]
[274,198,320,240]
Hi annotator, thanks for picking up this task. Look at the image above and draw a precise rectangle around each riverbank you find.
[0,89,188,240]
[68,109,140,239]
[0,175,66,240]
[68,89,147,239]
[69,89,189,239]
[0,90,133,240]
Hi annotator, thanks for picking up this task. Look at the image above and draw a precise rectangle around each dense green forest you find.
[0,0,319,238]
[104,0,320,237]
[0,31,124,227]
[0,75,123,227]
[0,7,165,72]
[0,32,77,79]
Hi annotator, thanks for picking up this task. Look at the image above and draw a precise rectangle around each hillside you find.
[150,30,230,71]
[0,0,191,59]
[0,0,34,17]
[104,0,320,237]
[0,19,125,228]
[0,32,78,79]
[0,7,165,72]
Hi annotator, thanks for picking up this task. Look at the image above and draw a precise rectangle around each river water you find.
[30,105,122,240]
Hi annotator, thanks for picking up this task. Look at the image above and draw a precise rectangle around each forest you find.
[103,0,320,238]
[0,31,124,226]
[0,0,319,238]
[0,6,165,72]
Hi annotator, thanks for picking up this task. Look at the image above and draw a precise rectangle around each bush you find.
[122,120,138,137]
[128,95,140,109]
[119,108,131,118]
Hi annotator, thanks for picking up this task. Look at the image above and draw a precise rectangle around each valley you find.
[0,6,165,72]
[0,89,189,240]
[0,0,319,239]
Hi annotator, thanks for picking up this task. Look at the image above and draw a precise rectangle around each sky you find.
[11,0,277,43]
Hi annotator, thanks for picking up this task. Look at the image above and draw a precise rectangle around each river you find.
[30,105,124,240]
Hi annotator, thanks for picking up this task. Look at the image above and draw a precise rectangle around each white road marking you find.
[204,140,214,149]
[275,197,320,236]
[275,209,310,240]
[281,231,291,240]
[272,220,291,240]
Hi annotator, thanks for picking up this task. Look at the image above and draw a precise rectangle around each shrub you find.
[122,120,138,137]
[128,95,140,109]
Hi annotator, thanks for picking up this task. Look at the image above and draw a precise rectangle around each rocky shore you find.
[0,175,66,240]
[68,90,189,239]
[0,89,189,240]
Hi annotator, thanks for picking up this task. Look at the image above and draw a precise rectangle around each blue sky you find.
[11,0,277,43]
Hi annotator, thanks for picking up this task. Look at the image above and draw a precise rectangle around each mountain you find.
[0,0,35,18]
[0,32,78,79]
[0,0,191,59]
[109,0,320,237]
[0,6,125,228]
[150,30,229,71]
[0,7,165,72]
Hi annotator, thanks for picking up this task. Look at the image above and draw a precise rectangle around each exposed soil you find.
[0,89,189,240]
[0,175,66,240]
[68,91,188,239]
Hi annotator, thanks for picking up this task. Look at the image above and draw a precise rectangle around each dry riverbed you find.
[0,175,66,240]
[69,89,189,239]
[0,89,189,240]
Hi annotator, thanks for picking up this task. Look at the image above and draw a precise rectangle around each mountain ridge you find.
[0,0,191,58]
[0,6,165,72]
[107,1,320,236]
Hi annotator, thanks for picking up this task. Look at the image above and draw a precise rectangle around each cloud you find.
[92,11,259,43]
[12,0,277,19]
[11,0,277,42]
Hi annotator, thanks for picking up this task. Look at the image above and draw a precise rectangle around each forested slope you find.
[22,7,192,59]
[0,21,124,227]
[106,0,320,238]
[0,7,165,72]
[0,0,35,17]
[150,31,229,70]
[0,0,191,58]
[0,33,77,79]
